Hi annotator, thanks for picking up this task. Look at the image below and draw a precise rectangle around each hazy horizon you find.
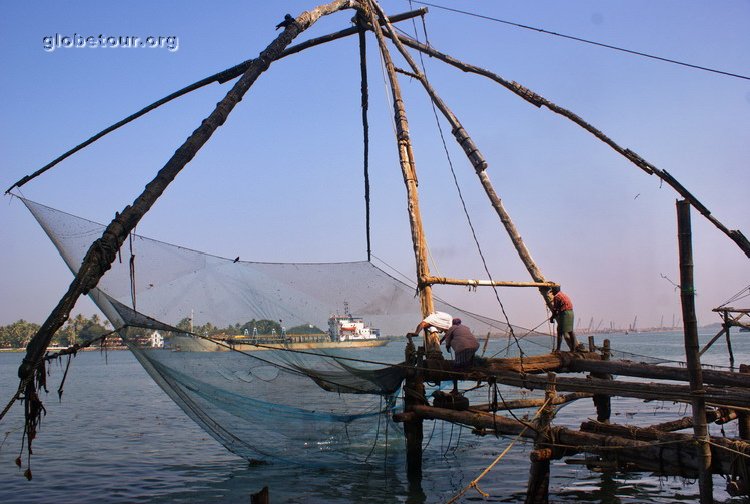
[1,1,748,332]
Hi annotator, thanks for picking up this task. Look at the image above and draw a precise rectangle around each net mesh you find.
[21,197,517,465]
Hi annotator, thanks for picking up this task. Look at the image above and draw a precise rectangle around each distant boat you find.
[328,313,380,342]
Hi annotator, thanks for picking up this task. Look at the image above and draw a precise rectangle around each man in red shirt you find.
[550,286,578,352]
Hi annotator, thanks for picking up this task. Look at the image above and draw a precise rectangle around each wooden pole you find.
[677,199,713,503]
[361,0,438,356]
[591,338,611,423]
[250,486,269,504]
[368,6,555,308]
[404,404,750,480]
[725,310,736,368]
[424,276,557,288]
[524,372,555,504]
[566,354,750,388]
[481,370,750,409]
[470,392,591,412]
[403,336,425,482]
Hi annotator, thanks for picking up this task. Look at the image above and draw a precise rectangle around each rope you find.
[364,395,383,463]
[407,1,750,82]
[445,396,551,504]
[718,284,750,308]
[129,231,137,311]
[489,317,551,358]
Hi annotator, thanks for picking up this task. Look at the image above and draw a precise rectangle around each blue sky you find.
[1,0,748,332]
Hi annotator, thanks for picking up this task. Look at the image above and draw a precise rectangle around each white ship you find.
[328,307,380,342]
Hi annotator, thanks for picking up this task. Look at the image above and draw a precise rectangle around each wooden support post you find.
[592,339,612,423]
[525,372,556,504]
[587,335,595,352]
[250,486,269,504]
[403,336,425,482]
[739,364,750,441]
[677,199,713,504]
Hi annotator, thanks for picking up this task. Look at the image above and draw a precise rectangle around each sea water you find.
[0,330,747,503]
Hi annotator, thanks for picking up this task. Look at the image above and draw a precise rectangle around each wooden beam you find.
[423,276,557,288]
[649,409,737,432]
[405,404,750,479]
[483,370,750,409]
[713,307,750,314]
[470,392,591,412]
[425,351,601,378]
[566,356,750,389]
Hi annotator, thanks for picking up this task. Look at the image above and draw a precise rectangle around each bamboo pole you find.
[403,335,426,481]
[16,0,357,453]
[405,405,747,479]
[566,355,750,388]
[525,372,555,504]
[378,30,750,259]
[369,6,554,309]
[361,0,437,350]
[591,338,612,422]
[424,351,601,378]
[424,276,557,288]
[5,7,428,194]
[677,199,713,503]
[649,409,737,432]
[482,370,750,409]
[470,391,591,412]
[580,419,749,448]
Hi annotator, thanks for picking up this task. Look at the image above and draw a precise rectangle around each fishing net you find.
[21,197,514,465]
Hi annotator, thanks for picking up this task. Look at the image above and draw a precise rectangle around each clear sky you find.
[1,0,748,332]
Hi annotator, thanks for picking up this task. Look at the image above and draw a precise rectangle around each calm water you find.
[1,330,748,503]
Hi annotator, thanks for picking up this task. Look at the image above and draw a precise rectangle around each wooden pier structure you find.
[394,201,749,503]
[395,341,750,502]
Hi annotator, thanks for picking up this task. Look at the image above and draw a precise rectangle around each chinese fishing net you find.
[21,197,516,467]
